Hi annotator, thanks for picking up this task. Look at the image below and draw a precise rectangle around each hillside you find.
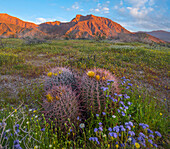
[0,13,166,43]
[146,30,170,42]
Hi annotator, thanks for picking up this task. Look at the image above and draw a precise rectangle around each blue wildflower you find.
[127,101,132,105]
[139,123,149,129]
[155,131,162,137]
[112,99,117,102]
[99,127,103,131]
[128,131,135,136]
[114,93,117,96]
[147,129,153,134]
[131,138,136,145]
[153,144,158,148]
[119,125,126,131]
[126,125,131,130]
[113,126,119,133]
[15,124,19,128]
[149,134,154,138]
[107,83,110,86]
[101,87,108,91]
[148,139,153,144]
[107,80,114,83]
[96,114,99,117]
[94,128,98,133]
[108,127,112,132]
[102,112,106,115]
[41,128,45,132]
[117,109,120,113]
[139,132,146,138]
[99,122,102,126]
[121,111,125,116]
[109,132,117,138]
[128,83,132,86]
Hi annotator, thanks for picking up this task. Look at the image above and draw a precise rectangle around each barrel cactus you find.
[42,85,82,128]
[79,68,119,114]
[44,67,79,92]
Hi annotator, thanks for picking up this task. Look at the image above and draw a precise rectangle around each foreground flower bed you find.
[0,67,167,148]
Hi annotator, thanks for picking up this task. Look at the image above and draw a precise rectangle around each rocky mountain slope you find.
[0,13,166,43]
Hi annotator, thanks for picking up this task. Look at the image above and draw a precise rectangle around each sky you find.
[0,0,170,32]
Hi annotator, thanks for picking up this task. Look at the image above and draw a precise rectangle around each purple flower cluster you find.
[14,140,22,149]
[15,124,20,134]
[89,137,100,144]
[139,123,149,129]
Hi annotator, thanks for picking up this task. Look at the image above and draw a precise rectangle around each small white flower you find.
[112,115,116,118]
[29,109,32,112]
[127,138,132,142]
[35,115,38,118]
[79,123,85,129]
[103,134,107,137]
[11,114,14,117]
[6,129,10,133]
[26,121,29,124]
[49,144,52,148]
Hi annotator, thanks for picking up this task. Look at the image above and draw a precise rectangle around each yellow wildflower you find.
[34,145,38,149]
[46,94,53,102]
[59,71,62,74]
[160,113,162,116]
[139,95,141,98]
[33,110,37,113]
[47,72,53,77]
[102,76,105,80]
[96,75,100,81]
[54,73,58,76]
[14,109,17,112]
[108,144,110,148]
[87,71,95,77]
[115,144,119,148]
[135,143,140,148]
[164,98,166,101]
[56,96,60,100]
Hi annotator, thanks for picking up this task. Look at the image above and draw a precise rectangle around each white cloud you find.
[103,7,109,11]
[114,5,118,9]
[80,9,84,11]
[94,9,100,12]
[127,6,153,18]
[36,18,46,24]
[126,0,148,7]
[120,0,123,6]
[90,2,110,14]
[72,2,79,10]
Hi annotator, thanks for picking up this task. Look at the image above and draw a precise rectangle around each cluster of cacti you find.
[42,67,119,127]
[42,85,81,128]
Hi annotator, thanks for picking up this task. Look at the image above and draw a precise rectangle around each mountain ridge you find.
[0,13,166,43]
